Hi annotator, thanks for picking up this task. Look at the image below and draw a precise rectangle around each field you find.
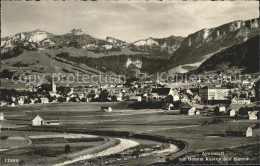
[0,102,259,165]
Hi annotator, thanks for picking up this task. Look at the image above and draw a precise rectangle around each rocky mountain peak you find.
[106,37,127,47]
[166,18,259,70]
[71,29,85,35]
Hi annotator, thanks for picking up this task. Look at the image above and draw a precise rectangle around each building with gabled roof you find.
[31,114,43,126]
[151,88,174,101]
[0,112,5,121]
[231,97,251,104]
[248,111,258,120]
[228,109,236,117]
[162,103,174,111]
[100,106,112,112]
[225,126,253,137]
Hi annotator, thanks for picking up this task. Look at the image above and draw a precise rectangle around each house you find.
[1,101,7,107]
[40,98,49,104]
[18,97,25,105]
[100,106,112,112]
[199,86,230,103]
[181,95,190,103]
[248,111,258,120]
[186,89,193,96]
[151,88,174,101]
[30,99,36,104]
[193,95,201,103]
[0,112,5,121]
[115,95,122,101]
[228,109,236,117]
[195,110,200,115]
[172,94,180,101]
[31,114,43,126]
[10,103,16,107]
[66,97,70,102]
[162,103,174,111]
[187,107,196,115]
[217,105,226,112]
[51,81,57,93]
[181,106,196,115]
[231,97,251,104]
[129,96,142,102]
[225,126,252,137]
[78,94,85,100]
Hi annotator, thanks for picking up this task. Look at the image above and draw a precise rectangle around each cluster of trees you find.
[202,118,224,125]
[1,69,17,79]
[1,47,23,60]
[56,52,167,77]
[197,36,259,73]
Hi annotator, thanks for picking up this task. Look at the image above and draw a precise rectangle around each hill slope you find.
[194,35,259,74]
[166,18,259,69]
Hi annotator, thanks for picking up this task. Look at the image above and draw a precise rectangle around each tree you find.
[165,95,173,103]
[238,106,251,115]
[111,95,117,102]
[99,89,109,102]
[65,144,71,153]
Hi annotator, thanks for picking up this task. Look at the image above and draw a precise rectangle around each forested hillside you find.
[196,35,259,73]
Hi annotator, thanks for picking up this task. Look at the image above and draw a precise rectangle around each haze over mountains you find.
[1,18,259,82]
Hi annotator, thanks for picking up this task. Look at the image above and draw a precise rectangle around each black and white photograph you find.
[0,0,259,165]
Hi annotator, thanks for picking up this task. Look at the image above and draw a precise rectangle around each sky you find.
[1,1,258,42]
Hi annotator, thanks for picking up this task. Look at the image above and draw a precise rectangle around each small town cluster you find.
[1,73,259,128]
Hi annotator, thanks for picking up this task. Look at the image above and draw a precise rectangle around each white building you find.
[187,107,196,115]
[51,82,57,93]
[246,127,253,137]
[217,105,226,112]
[129,96,142,102]
[231,97,251,104]
[40,98,49,104]
[181,95,190,103]
[18,97,24,105]
[199,86,230,103]
[228,109,236,117]
[0,112,5,121]
[115,95,123,101]
[195,110,200,115]
[10,103,16,107]
[248,111,258,120]
[31,114,43,126]
[100,106,112,112]
[162,103,174,111]
[172,94,180,101]
[1,101,7,107]
[151,88,175,101]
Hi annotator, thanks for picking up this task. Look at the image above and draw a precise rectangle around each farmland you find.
[0,102,259,165]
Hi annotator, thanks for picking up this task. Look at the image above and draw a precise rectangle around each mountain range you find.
[166,18,259,71]
[1,18,259,85]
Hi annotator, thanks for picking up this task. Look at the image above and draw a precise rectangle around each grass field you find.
[0,102,259,165]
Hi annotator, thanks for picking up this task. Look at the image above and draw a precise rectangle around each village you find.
[0,69,260,165]
[1,63,260,164]
[1,72,259,131]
